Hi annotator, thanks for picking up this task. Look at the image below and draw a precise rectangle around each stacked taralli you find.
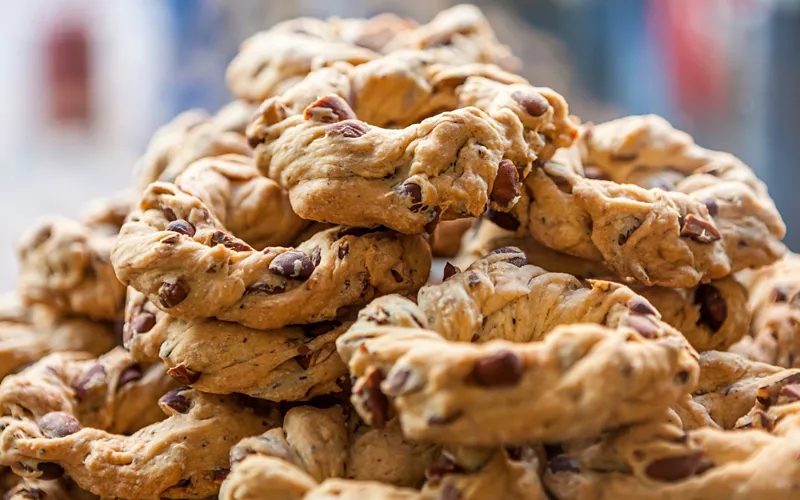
[1,6,799,500]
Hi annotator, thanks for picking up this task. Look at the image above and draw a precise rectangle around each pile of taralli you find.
[1,5,798,500]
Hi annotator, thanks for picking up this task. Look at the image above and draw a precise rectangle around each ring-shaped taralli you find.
[0,347,176,435]
[112,182,431,330]
[225,4,518,104]
[336,248,699,445]
[456,218,751,352]
[246,55,577,234]
[123,289,349,402]
[225,405,440,489]
[17,215,127,321]
[506,115,786,287]
[0,388,280,500]
[220,443,546,500]
[0,295,115,379]
[731,253,800,369]
[173,154,310,250]
[545,358,800,500]
[133,103,253,194]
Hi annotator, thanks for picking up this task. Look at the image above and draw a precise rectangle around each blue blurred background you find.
[0,0,798,286]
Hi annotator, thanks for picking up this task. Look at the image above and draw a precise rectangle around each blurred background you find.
[1,0,798,289]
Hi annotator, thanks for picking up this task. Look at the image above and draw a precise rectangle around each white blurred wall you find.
[0,0,169,290]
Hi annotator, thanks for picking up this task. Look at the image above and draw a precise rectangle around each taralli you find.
[675,350,798,430]
[381,4,519,70]
[0,295,114,379]
[227,406,439,488]
[246,49,542,130]
[413,247,694,348]
[0,347,176,434]
[112,182,430,329]
[221,444,546,500]
[226,5,517,104]
[4,4,797,498]
[124,289,349,401]
[515,116,786,286]
[544,376,800,500]
[579,116,786,276]
[457,219,751,352]
[17,216,126,321]
[507,121,785,287]
[731,253,800,368]
[173,154,309,249]
[0,388,280,499]
[247,55,577,233]
[133,104,252,194]
[337,249,698,444]
[4,478,97,500]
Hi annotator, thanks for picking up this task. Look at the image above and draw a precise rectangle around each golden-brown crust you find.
[17,216,126,321]
[0,388,280,499]
[337,249,698,445]
[112,182,430,330]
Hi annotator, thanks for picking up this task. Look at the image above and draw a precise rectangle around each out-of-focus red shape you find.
[648,0,729,115]
[45,16,92,124]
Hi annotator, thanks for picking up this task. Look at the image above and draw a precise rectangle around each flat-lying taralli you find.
[226,4,517,104]
[337,249,698,445]
[0,294,114,379]
[113,182,430,329]
[0,347,176,434]
[247,54,577,233]
[18,216,126,321]
[0,388,280,499]
[124,288,348,401]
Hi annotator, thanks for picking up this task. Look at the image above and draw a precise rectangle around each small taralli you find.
[544,351,800,500]
[0,294,115,379]
[1,4,798,499]
[124,289,349,401]
[337,249,699,445]
[226,5,518,105]
[504,115,786,287]
[0,347,176,434]
[112,182,431,329]
[0,388,280,499]
[247,53,577,233]
[17,216,126,321]
[731,253,800,369]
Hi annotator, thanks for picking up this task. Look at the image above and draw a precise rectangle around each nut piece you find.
[37,412,83,438]
[468,351,524,387]
[269,251,315,279]
[679,214,722,244]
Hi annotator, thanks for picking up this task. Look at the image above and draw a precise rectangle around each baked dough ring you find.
[226,5,517,104]
[247,60,576,233]
[337,249,698,445]
[226,406,439,489]
[17,216,126,321]
[457,219,750,351]
[221,445,545,500]
[112,182,430,329]
[0,295,114,379]
[0,347,175,435]
[508,116,785,287]
[123,288,348,402]
[0,388,280,499]
[731,253,800,368]
[545,382,800,500]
